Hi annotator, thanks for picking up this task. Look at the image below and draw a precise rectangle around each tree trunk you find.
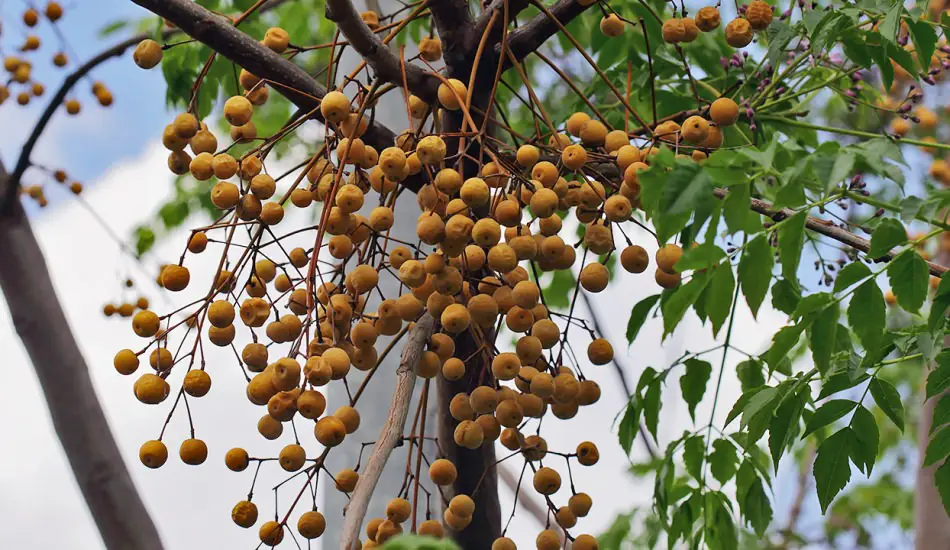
[916,387,950,549]
[0,166,163,550]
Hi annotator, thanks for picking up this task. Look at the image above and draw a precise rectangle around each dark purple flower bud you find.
[850,71,862,82]
[875,208,885,217]
[910,116,920,123]
[845,89,856,98]
[900,103,912,113]
[745,108,755,119]
[924,76,937,86]
[749,123,757,132]
[898,34,908,46]
[720,57,730,69]
[782,9,791,18]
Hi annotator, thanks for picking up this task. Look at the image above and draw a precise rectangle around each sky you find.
[0,1,828,549]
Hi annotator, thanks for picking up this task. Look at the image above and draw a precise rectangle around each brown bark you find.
[0,164,163,550]
[438,329,502,549]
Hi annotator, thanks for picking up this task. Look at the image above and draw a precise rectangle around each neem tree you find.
[9,0,950,548]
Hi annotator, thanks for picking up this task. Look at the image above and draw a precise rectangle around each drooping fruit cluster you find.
[114,1,758,546]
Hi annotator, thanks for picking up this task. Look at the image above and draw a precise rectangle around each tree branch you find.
[128,0,408,176]
[0,159,163,550]
[716,189,948,277]
[339,313,435,550]
[503,0,592,62]
[324,0,440,102]
[428,0,476,69]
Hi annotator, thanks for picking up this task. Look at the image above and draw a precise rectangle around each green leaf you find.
[707,264,735,336]
[98,19,130,37]
[850,405,879,474]
[766,324,805,368]
[869,377,904,431]
[743,477,773,536]
[661,272,711,336]
[618,400,641,455]
[382,535,460,550]
[643,378,662,442]
[778,212,807,283]
[741,385,782,428]
[737,359,765,392]
[626,294,660,345]
[879,1,903,43]
[723,182,760,234]
[741,136,778,170]
[814,428,855,513]
[929,270,950,332]
[680,358,712,422]
[645,161,714,242]
[868,218,908,258]
[738,235,773,317]
[834,261,872,293]
[133,225,156,257]
[771,278,801,314]
[907,18,937,79]
[766,21,796,68]
[709,439,739,484]
[726,387,765,427]
[769,389,807,470]
[932,395,950,435]
[683,436,705,480]
[810,304,839,375]
[927,425,950,467]
[677,243,726,271]
[848,280,886,351]
[935,459,950,517]
[887,251,930,313]
[927,352,950,399]
[803,399,858,438]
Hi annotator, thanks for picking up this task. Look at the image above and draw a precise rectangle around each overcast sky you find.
[0,1,816,549]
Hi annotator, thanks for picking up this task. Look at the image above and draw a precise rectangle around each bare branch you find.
[429,0,476,67]
[325,0,440,102]
[504,0,592,62]
[720,189,948,277]
[339,313,435,550]
[0,159,163,550]
[128,0,403,165]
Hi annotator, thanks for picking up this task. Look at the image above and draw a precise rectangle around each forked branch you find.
[339,313,435,550]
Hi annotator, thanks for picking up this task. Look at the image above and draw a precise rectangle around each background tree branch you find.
[428,0,475,69]
[0,159,163,550]
[325,0,441,102]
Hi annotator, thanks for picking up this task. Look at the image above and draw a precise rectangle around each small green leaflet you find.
[929,270,950,332]
[803,399,857,438]
[723,182,760,234]
[933,395,950,435]
[878,1,903,43]
[927,425,950,467]
[737,359,765,391]
[742,477,773,536]
[382,535,460,550]
[848,280,886,351]
[626,294,660,345]
[833,261,871,293]
[936,459,950,516]
[709,439,739,484]
[850,405,879,474]
[771,278,801,314]
[928,352,950,399]
[738,235,773,317]
[810,304,839,375]
[868,218,908,258]
[618,400,640,455]
[706,264,735,336]
[887,251,930,313]
[683,436,705,480]
[814,428,855,513]
[907,17,937,66]
[768,388,807,470]
[680,358,712,422]
[778,212,807,283]
[661,272,711,336]
[766,324,805,368]
[869,377,904,431]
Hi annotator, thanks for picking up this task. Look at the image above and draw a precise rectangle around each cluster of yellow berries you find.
[0,3,81,109]
[661,3,771,48]
[114,12,761,546]
[18,169,83,207]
